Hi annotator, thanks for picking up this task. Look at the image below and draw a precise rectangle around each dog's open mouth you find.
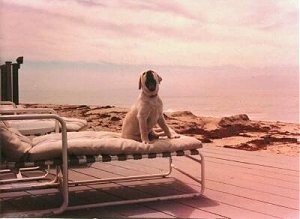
[146,81,156,91]
[145,71,157,92]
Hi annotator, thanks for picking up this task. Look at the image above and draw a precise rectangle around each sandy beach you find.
[23,103,299,157]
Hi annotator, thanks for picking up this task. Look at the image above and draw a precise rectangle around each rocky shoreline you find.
[23,104,299,156]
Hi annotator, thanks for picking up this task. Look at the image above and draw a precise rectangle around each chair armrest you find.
[0,108,57,114]
[0,114,69,191]
[0,101,17,108]
[0,108,59,132]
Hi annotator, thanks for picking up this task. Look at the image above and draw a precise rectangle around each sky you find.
[0,0,298,68]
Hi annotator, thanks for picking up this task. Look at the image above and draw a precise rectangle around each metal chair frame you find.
[0,114,205,217]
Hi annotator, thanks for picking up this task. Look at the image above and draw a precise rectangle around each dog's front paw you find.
[141,136,151,144]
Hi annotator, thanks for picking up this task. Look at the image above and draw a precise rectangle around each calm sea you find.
[18,63,299,123]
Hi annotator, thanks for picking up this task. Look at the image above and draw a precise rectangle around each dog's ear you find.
[157,74,162,83]
[138,76,142,89]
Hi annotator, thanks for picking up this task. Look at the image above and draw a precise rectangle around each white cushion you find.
[29,131,202,161]
[0,121,32,161]
[8,117,87,135]
[8,120,56,135]
[61,117,88,132]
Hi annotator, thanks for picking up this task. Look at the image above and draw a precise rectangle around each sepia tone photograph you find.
[0,0,299,218]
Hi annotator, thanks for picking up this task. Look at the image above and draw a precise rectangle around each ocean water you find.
[18,63,299,123]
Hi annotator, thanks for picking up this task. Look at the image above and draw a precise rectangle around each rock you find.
[168,111,197,118]
[219,114,250,127]
[110,116,122,121]
[99,114,110,119]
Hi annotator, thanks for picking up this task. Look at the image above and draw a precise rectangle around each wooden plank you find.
[149,179,279,219]
[178,197,280,219]
[142,200,223,219]
[0,190,29,199]
[3,188,126,218]
[94,181,216,218]
[205,167,298,199]
[118,156,299,214]
[70,178,180,218]
[171,164,298,218]
[207,180,299,210]
[173,156,299,192]
[104,204,176,218]
[203,154,299,174]
[72,164,219,218]
[185,191,282,219]
[202,146,299,171]
[1,147,298,218]
[169,169,298,219]
[113,178,220,218]
[69,167,118,181]
[203,144,298,161]
[205,189,299,219]
[62,151,297,217]
[101,158,170,176]
[173,155,298,186]
[0,199,18,215]
[64,168,180,218]
[56,206,127,218]
[1,193,59,213]
[122,155,298,200]
[172,155,299,202]
[183,154,298,178]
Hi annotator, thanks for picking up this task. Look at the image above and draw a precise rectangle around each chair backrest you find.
[0,121,32,161]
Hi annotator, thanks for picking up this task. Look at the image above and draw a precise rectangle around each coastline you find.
[23,103,300,157]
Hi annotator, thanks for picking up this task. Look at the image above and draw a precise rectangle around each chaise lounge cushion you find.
[0,121,32,161]
[29,131,202,161]
[0,120,202,162]
[62,117,88,132]
[7,117,87,135]
[7,120,56,135]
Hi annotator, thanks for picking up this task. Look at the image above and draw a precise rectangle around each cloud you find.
[0,0,298,67]
[118,0,198,20]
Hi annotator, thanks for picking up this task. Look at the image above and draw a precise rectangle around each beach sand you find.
[24,103,300,157]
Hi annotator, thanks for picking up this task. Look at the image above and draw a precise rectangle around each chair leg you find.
[186,153,205,194]
[67,153,205,212]
[162,157,173,177]
[0,166,50,184]
[172,153,205,194]
[0,152,204,216]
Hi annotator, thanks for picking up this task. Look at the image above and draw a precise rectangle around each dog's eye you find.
[143,72,146,76]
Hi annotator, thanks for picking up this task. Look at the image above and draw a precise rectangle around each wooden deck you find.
[1,145,299,218]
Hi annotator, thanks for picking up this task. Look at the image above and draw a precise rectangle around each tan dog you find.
[121,70,176,144]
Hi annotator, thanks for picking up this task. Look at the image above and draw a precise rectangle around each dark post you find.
[0,57,23,103]
[1,64,7,101]
[12,64,20,104]
[12,57,23,104]
[4,61,13,101]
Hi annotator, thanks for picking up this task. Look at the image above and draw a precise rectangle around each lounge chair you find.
[0,114,205,217]
[0,102,87,135]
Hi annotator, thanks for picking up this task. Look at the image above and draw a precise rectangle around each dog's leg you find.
[137,116,150,143]
[157,115,172,138]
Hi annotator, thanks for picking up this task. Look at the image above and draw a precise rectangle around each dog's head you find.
[139,70,162,96]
